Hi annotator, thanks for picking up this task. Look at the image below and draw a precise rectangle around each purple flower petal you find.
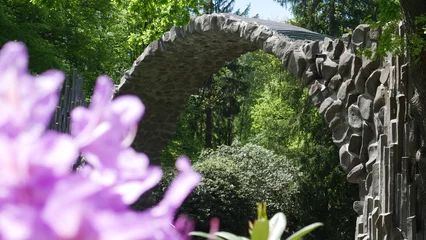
[0,42,64,139]
[71,77,144,167]
[153,157,201,217]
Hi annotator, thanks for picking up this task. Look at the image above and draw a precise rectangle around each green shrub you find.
[155,142,299,237]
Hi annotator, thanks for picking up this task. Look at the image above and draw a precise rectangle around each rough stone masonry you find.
[116,14,425,239]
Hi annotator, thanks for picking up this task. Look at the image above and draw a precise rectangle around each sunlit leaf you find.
[286,222,323,240]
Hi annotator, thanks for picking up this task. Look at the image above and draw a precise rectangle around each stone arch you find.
[117,14,424,238]
[116,14,329,165]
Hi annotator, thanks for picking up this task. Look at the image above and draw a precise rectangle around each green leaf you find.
[286,223,323,240]
[251,203,269,240]
[189,231,224,240]
[215,231,249,240]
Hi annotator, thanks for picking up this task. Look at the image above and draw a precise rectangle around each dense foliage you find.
[0,0,199,92]
[158,142,299,237]
[161,50,357,239]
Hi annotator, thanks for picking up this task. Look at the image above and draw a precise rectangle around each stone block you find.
[373,84,386,113]
[328,74,342,91]
[308,80,325,96]
[321,58,339,81]
[365,69,381,97]
[325,100,343,122]
[360,123,374,163]
[250,25,273,46]
[315,56,325,77]
[354,201,364,215]
[333,122,351,146]
[352,24,371,47]
[368,142,378,164]
[351,55,363,80]
[369,28,380,41]
[240,22,259,41]
[223,18,240,34]
[348,104,363,130]
[347,163,366,183]
[329,114,343,130]
[327,39,345,60]
[346,93,360,109]
[322,37,334,52]
[355,67,371,93]
[286,49,307,78]
[319,97,335,115]
[380,63,391,85]
[358,95,373,121]
[303,41,321,63]
[337,79,355,102]
[340,144,360,173]
[349,134,363,156]
[263,36,280,54]
[302,63,320,86]
[341,33,352,49]
[338,51,354,79]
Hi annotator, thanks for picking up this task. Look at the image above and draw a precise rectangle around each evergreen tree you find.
[274,0,378,36]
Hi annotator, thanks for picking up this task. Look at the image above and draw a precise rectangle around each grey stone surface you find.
[327,39,345,60]
[321,58,339,81]
[319,97,335,115]
[302,64,319,86]
[303,41,321,63]
[373,84,386,112]
[340,144,360,172]
[349,134,363,156]
[354,201,364,215]
[347,163,366,183]
[328,74,342,91]
[348,104,363,130]
[287,49,307,77]
[338,51,354,79]
[352,24,370,47]
[380,63,391,85]
[333,121,351,146]
[337,79,355,102]
[355,67,373,93]
[325,100,342,123]
[358,95,373,121]
[365,69,381,97]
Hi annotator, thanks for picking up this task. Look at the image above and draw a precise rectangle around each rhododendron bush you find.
[0,41,201,239]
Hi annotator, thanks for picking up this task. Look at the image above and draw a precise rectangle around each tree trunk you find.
[205,105,213,148]
[204,77,213,148]
[328,0,336,36]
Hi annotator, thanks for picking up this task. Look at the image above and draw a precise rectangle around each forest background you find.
[0,0,421,239]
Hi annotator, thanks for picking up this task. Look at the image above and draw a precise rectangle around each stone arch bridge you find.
[116,14,424,239]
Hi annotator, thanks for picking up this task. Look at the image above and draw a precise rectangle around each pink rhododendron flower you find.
[0,41,201,240]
